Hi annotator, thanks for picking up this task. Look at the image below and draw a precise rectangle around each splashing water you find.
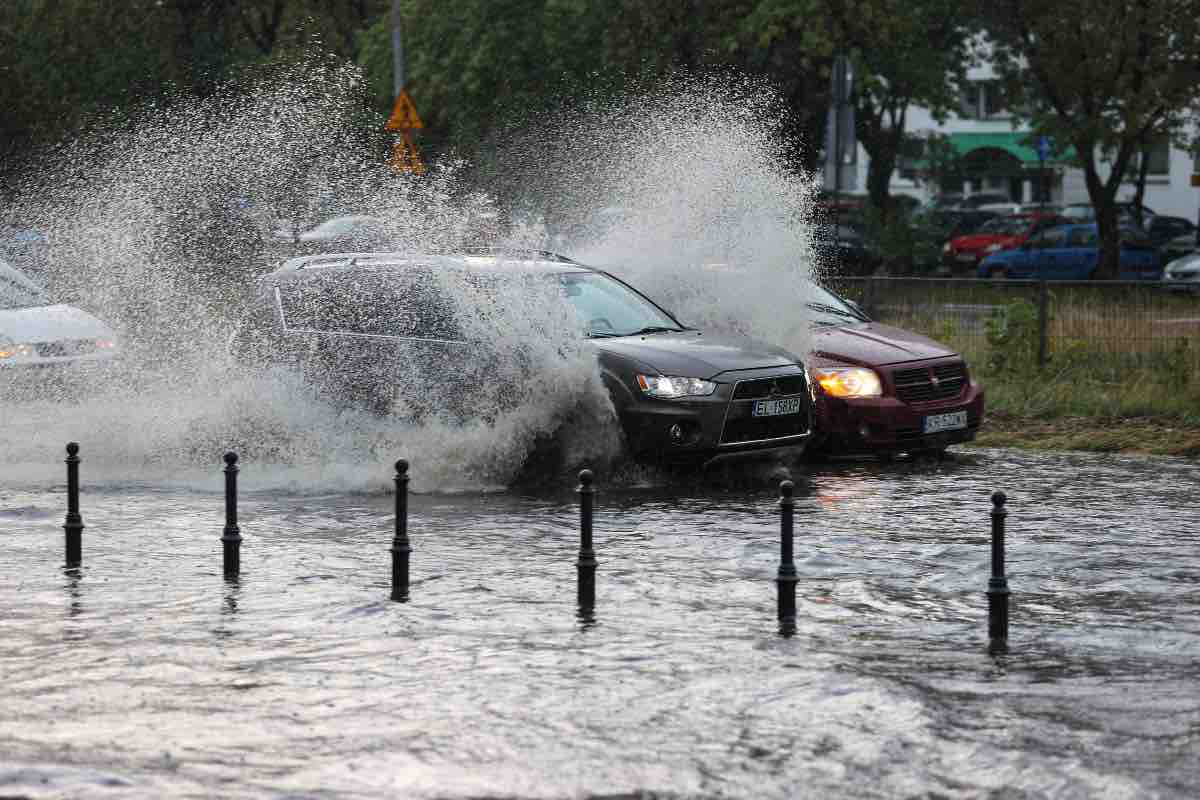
[509,74,823,355]
[3,62,821,491]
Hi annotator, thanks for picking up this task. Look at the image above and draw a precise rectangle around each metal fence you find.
[828,277,1200,374]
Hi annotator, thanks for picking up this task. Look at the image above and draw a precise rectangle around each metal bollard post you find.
[221,452,242,577]
[987,490,1010,649]
[63,442,84,567]
[390,459,411,602]
[776,479,798,635]
[576,469,597,612]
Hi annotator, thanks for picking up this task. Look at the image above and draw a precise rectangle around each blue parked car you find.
[978,223,1161,280]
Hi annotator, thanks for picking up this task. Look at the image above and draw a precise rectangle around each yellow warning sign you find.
[389,131,426,175]
[386,89,424,130]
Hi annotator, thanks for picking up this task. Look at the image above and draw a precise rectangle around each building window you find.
[959,81,1009,120]
[1121,137,1171,179]
[982,81,1009,118]
[1146,138,1170,176]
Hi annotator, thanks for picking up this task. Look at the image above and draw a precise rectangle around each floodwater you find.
[3,62,1198,798]
[2,446,1198,799]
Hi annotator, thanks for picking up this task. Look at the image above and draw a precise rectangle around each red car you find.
[803,282,985,459]
[941,212,1063,273]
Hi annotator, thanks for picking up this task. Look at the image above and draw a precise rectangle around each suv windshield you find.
[559,272,683,337]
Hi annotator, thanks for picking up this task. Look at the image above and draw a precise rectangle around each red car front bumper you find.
[812,368,985,456]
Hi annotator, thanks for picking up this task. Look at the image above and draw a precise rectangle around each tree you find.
[985,0,1200,277]
[747,0,979,220]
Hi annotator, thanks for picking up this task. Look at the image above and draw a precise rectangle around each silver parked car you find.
[1162,251,1200,294]
[0,259,120,371]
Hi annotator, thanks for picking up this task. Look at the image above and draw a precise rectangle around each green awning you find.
[947,132,1075,164]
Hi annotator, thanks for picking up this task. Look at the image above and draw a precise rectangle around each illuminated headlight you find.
[984,243,1003,253]
[0,338,33,360]
[942,242,952,253]
[636,374,717,399]
[811,366,882,398]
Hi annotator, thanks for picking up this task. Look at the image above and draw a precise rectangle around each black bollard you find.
[221,452,242,578]
[776,479,799,635]
[576,468,597,612]
[63,442,84,567]
[390,459,411,602]
[987,490,1010,649]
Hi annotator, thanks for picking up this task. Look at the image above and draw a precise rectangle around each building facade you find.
[844,63,1199,221]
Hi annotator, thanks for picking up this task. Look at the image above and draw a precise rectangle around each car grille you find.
[892,362,967,403]
[731,375,808,400]
[35,339,98,358]
[721,374,811,445]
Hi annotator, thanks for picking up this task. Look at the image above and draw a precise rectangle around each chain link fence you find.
[826,277,1200,376]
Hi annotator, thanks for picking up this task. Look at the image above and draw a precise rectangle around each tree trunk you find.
[1132,142,1151,229]
[858,111,903,224]
[1080,143,1125,279]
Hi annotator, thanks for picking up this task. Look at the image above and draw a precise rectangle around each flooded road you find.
[2,446,1198,799]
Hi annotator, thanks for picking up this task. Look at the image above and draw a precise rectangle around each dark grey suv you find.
[230,252,813,466]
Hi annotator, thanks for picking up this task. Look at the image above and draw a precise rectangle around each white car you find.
[0,260,119,370]
[1162,252,1200,295]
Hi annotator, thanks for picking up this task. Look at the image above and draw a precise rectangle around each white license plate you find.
[956,254,976,263]
[923,410,967,434]
[752,397,802,417]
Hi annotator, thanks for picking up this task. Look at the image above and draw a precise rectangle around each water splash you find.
[507,74,822,355]
[3,63,818,491]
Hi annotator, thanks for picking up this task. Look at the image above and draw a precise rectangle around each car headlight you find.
[811,366,882,398]
[984,243,1003,253]
[636,374,717,399]
[0,337,33,360]
[942,242,952,253]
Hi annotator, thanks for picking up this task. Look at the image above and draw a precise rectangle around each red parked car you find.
[803,282,985,459]
[941,212,1063,273]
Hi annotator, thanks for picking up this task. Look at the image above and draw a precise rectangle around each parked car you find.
[803,280,985,459]
[941,212,1064,273]
[1060,202,1157,229]
[929,192,1010,211]
[1145,215,1196,248]
[230,252,814,467]
[977,223,1161,280]
[1162,251,1200,294]
[0,259,119,373]
[1160,230,1200,266]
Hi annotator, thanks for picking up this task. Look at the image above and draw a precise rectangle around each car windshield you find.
[802,281,869,327]
[558,272,683,337]
[976,217,1031,236]
[0,261,49,310]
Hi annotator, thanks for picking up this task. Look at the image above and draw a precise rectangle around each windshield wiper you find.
[627,325,684,335]
[805,302,864,321]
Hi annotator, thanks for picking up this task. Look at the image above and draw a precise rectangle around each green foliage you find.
[984,0,1200,277]
[985,298,1041,373]
[853,205,945,273]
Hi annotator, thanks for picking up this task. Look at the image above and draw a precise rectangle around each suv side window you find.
[1067,227,1098,247]
[279,269,461,340]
